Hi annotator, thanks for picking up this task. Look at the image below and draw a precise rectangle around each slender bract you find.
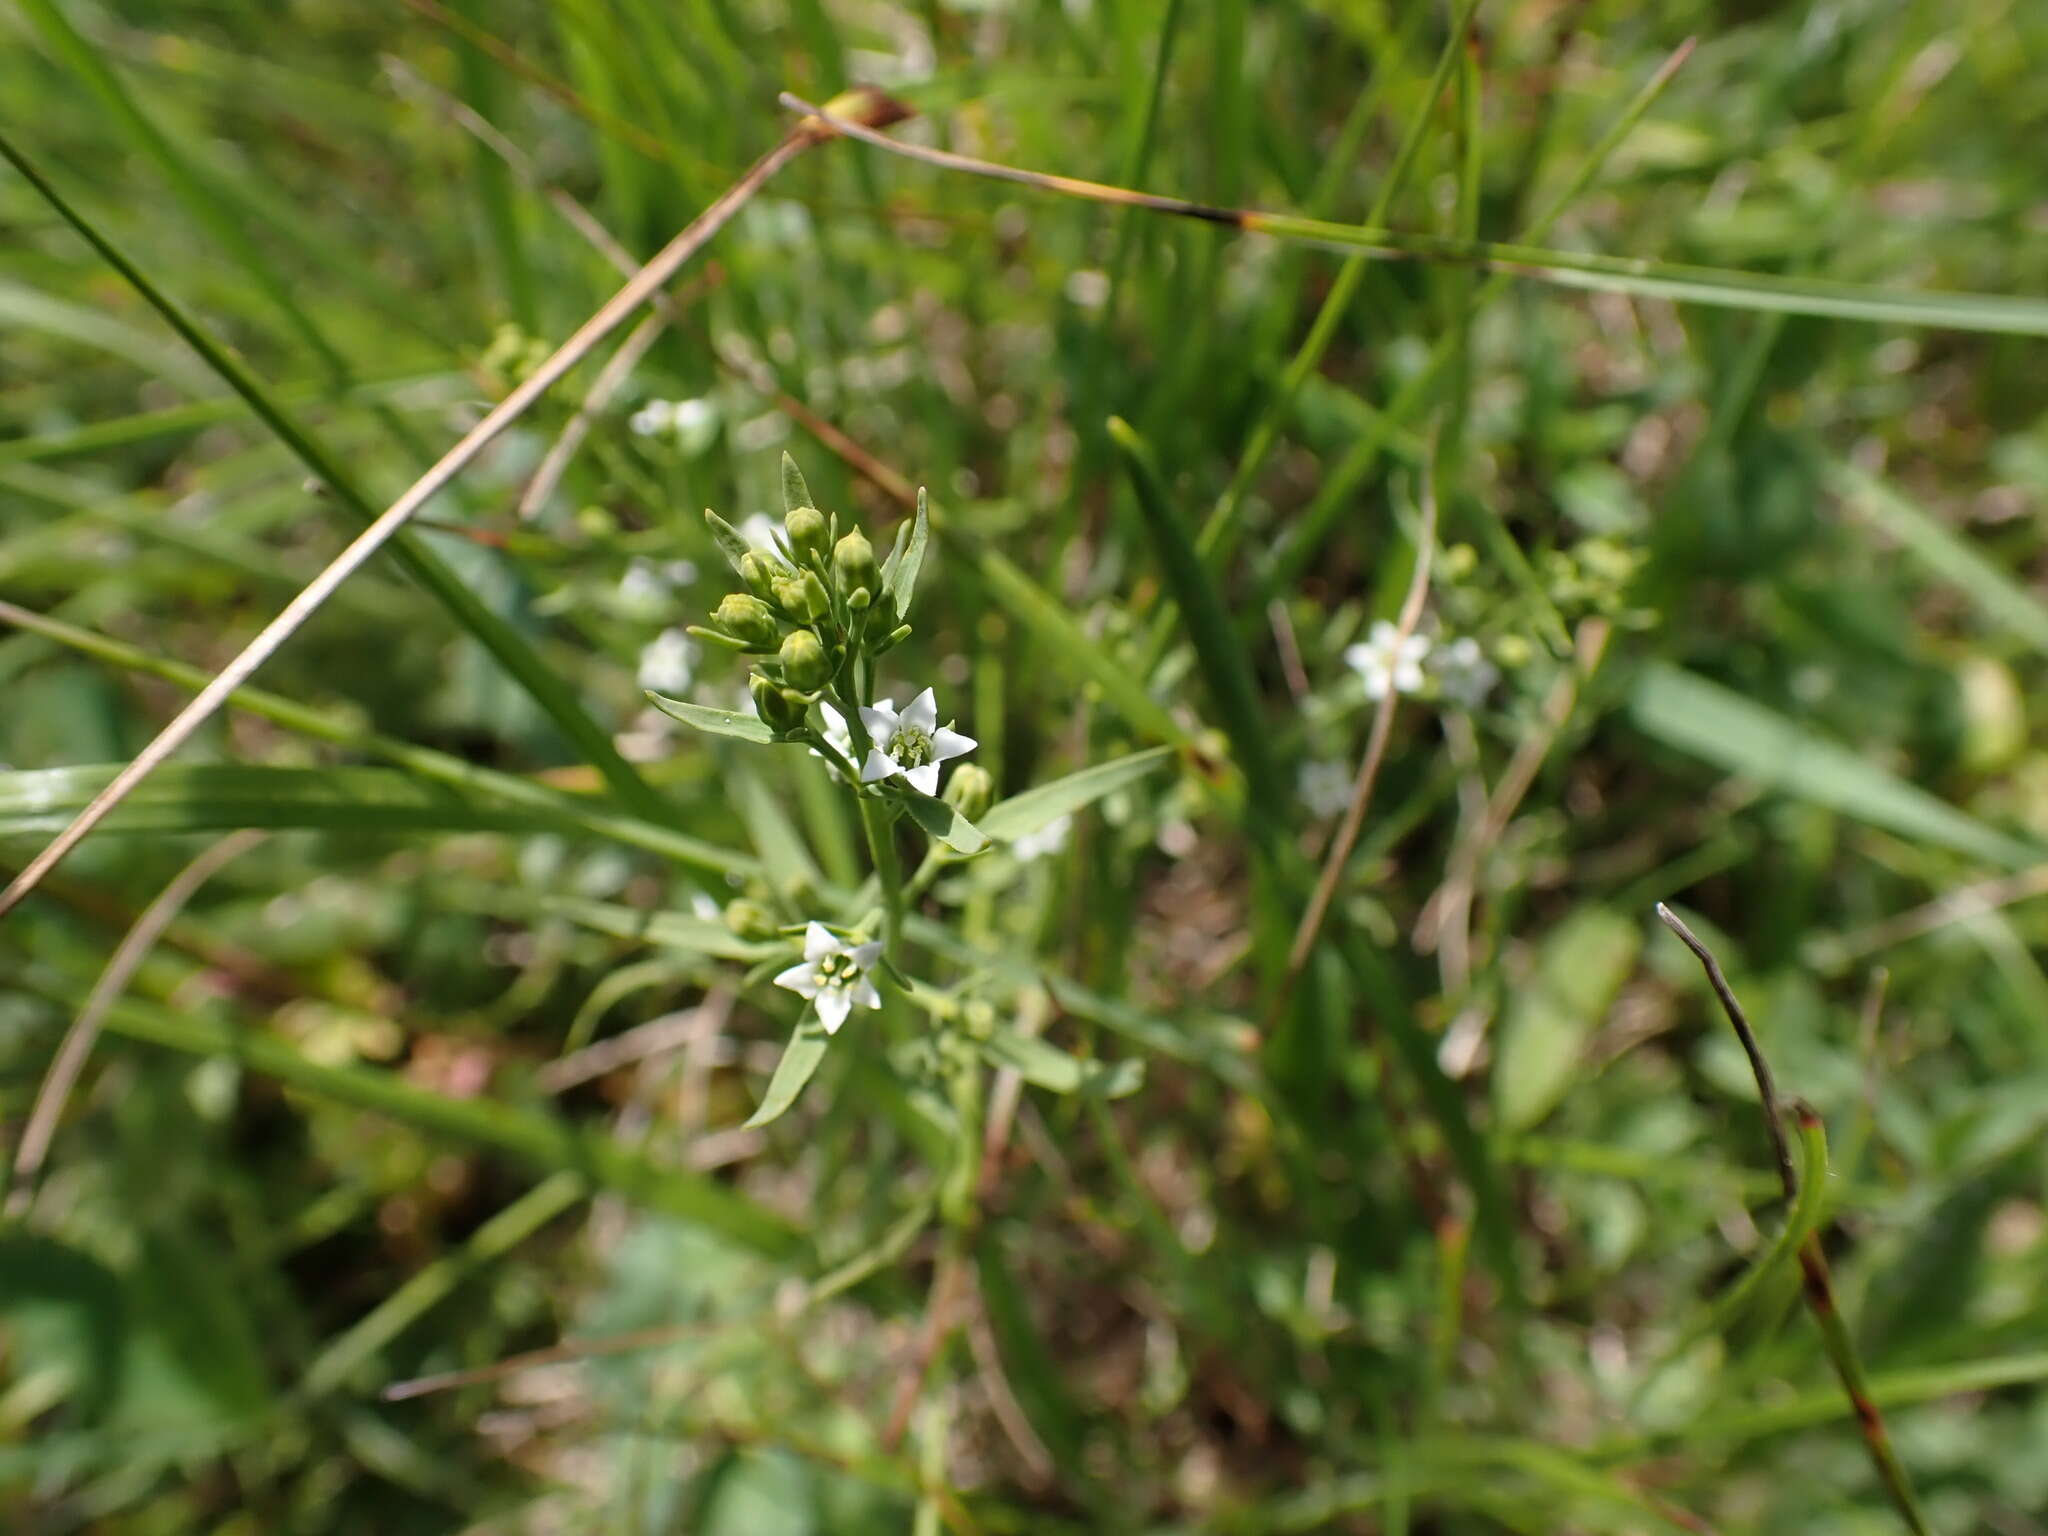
[1657,905,1930,1534]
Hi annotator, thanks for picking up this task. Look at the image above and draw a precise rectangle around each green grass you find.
[5,2,2048,1532]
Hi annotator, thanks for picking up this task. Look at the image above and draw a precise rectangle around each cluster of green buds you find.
[688,455,916,739]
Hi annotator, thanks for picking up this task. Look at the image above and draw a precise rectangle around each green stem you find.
[861,793,906,962]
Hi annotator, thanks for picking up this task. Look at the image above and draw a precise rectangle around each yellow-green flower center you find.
[889,725,934,768]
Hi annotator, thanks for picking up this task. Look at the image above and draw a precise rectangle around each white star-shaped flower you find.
[1434,636,1499,709]
[1344,620,1431,701]
[809,700,856,780]
[1297,759,1353,819]
[772,922,882,1034]
[636,628,698,694]
[858,688,976,796]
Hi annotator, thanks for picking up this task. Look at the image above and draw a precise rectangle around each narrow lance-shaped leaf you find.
[781,450,816,513]
[745,1016,833,1128]
[901,788,987,854]
[885,486,930,617]
[645,692,778,744]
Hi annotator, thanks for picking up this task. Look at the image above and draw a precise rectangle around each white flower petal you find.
[1369,619,1400,648]
[818,701,847,736]
[901,688,939,733]
[859,748,899,784]
[860,699,898,738]
[802,922,839,961]
[1342,643,1373,672]
[906,763,940,796]
[1363,670,1391,701]
[929,727,976,762]
[847,940,882,970]
[773,962,820,998]
[815,987,853,1035]
[852,978,881,1011]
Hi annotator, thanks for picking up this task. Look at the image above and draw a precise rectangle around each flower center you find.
[816,952,858,989]
[888,724,934,768]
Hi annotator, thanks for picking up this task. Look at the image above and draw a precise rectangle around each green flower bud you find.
[772,573,825,622]
[943,763,994,820]
[833,528,878,599]
[723,898,779,941]
[785,503,830,565]
[779,629,830,691]
[750,672,807,733]
[872,622,913,655]
[712,593,779,650]
[738,550,780,601]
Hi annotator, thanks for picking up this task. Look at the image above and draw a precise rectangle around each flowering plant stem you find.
[860,784,906,962]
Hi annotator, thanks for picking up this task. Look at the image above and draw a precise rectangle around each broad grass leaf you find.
[1495,907,1641,1132]
[1628,662,2037,868]
[980,746,1174,843]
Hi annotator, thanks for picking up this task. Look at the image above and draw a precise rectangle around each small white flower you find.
[1298,760,1353,820]
[670,397,719,456]
[1344,620,1431,701]
[1010,813,1072,863]
[629,399,677,437]
[617,557,670,613]
[1433,636,1498,709]
[809,700,855,780]
[772,921,882,1034]
[858,688,976,797]
[737,512,782,553]
[636,628,698,695]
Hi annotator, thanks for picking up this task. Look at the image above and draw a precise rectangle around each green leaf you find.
[20,967,806,1259]
[645,692,777,743]
[703,508,759,578]
[900,789,987,853]
[1628,663,2038,868]
[0,764,556,839]
[1110,417,1280,811]
[976,1026,1143,1097]
[884,486,930,617]
[980,746,1175,843]
[967,540,1187,747]
[1494,907,1642,1132]
[1829,461,2048,654]
[530,895,775,961]
[745,1016,833,1128]
[780,450,815,513]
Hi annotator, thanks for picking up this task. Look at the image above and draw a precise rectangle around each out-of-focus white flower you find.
[637,628,699,695]
[1064,269,1111,309]
[738,512,782,552]
[1433,636,1499,709]
[858,688,977,797]
[1344,620,1431,701]
[809,700,855,780]
[670,397,719,456]
[773,922,881,1034]
[630,399,676,437]
[617,557,670,614]
[1010,813,1072,862]
[1298,760,1353,820]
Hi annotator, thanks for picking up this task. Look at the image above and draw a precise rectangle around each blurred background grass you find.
[4,0,2048,1531]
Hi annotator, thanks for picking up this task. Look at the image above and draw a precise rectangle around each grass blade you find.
[1109,417,1278,808]
[1630,662,2037,868]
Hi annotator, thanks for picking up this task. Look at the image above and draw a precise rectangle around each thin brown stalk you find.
[6,830,266,1218]
[0,93,908,924]
[1418,617,1611,993]
[1263,451,1442,1035]
[1655,905,1930,1534]
[516,310,669,522]
[1813,863,2048,969]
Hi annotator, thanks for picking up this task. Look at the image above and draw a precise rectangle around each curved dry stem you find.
[6,829,267,1218]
